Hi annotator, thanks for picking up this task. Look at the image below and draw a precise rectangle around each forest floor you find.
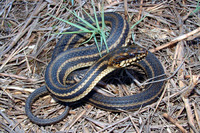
[0,0,199,132]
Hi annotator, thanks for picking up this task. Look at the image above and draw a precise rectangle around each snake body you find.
[25,12,166,125]
[45,12,130,102]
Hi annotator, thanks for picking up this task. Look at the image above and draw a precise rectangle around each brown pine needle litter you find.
[0,0,199,132]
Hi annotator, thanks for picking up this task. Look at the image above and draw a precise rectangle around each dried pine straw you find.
[0,0,199,132]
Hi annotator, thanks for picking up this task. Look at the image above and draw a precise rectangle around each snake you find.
[25,12,166,125]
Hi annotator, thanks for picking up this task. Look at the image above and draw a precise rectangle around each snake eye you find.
[109,46,147,68]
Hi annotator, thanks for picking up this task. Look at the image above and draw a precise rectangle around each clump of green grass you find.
[51,0,152,56]
[50,0,108,57]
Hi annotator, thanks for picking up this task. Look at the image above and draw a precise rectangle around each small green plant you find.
[51,2,152,56]
[50,0,108,57]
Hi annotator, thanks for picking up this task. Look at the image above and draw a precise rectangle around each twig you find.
[63,109,87,131]
[124,0,128,20]
[150,27,200,52]
[137,0,143,20]
[141,59,185,86]
[182,75,199,133]
[0,34,16,39]
[153,82,168,113]
[182,75,199,98]
[0,73,37,82]
[85,116,109,128]
[129,115,140,133]
[97,117,130,133]
[163,113,187,133]
[182,97,199,133]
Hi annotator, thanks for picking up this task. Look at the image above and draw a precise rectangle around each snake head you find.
[108,45,148,68]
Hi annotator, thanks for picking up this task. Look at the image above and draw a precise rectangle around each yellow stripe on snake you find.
[25,12,166,125]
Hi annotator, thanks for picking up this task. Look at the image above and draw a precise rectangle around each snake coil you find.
[25,12,166,125]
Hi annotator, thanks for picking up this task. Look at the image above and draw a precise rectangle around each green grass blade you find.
[53,30,94,35]
[100,35,103,52]
[101,30,109,53]
[49,14,91,32]
[82,8,95,22]
[100,2,109,53]
[191,0,200,14]
[80,32,95,45]
[131,14,148,29]
[94,35,102,57]
[91,0,109,53]
[65,8,97,31]
[92,0,100,31]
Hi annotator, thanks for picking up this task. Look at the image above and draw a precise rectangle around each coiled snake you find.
[25,12,165,125]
